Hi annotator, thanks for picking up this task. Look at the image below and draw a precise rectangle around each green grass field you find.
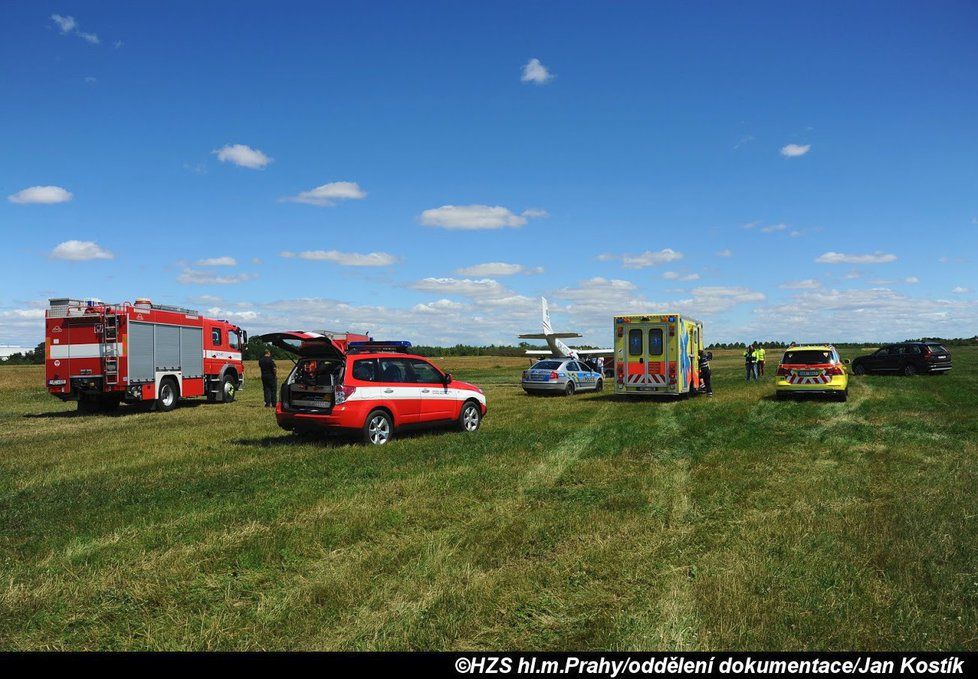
[1,348,976,650]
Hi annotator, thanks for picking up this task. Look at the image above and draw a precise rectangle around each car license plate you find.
[937,355,947,359]
[799,370,819,376]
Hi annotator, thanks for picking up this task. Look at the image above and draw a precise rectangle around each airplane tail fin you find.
[541,297,553,335]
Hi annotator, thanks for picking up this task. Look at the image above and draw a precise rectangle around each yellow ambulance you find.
[613,314,705,396]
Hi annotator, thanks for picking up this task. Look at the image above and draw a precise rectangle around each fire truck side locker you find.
[127,322,205,399]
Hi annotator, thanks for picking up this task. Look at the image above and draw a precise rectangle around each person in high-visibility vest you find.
[744,344,758,382]
[756,345,766,377]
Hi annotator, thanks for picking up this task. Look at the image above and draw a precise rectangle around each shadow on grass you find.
[759,393,846,403]
[24,400,207,419]
[235,422,469,448]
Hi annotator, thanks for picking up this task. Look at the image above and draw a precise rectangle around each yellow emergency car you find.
[613,313,705,396]
[774,344,849,401]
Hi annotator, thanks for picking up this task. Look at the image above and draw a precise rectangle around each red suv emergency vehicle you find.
[258,333,487,445]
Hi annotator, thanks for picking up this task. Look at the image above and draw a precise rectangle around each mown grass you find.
[1,348,976,650]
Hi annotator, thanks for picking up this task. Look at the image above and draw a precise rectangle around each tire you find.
[594,378,603,393]
[775,391,787,401]
[564,381,576,396]
[156,378,179,413]
[903,363,916,377]
[363,409,393,446]
[458,401,482,433]
[220,374,237,402]
[852,363,866,376]
[836,389,849,402]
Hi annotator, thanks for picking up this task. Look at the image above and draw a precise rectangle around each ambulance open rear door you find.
[621,321,670,394]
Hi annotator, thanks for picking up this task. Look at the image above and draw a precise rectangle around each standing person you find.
[744,344,758,382]
[699,350,713,396]
[757,345,766,377]
[597,356,605,376]
[258,349,278,408]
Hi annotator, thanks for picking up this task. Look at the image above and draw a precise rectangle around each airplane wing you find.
[519,332,581,339]
[573,348,614,356]
[524,350,556,356]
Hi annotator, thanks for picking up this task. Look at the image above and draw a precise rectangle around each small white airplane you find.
[519,297,614,360]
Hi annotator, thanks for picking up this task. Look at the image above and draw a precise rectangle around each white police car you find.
[521,358,604,396]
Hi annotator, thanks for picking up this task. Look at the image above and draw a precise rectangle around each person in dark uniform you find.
[699,350,714,396]
[258,349,277,407]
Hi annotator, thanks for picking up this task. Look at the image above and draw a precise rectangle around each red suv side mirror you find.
[444,373,453,385]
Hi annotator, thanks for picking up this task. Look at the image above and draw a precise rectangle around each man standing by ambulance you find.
[756,345,766,377]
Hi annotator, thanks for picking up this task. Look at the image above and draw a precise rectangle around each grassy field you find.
[1,347,977,650]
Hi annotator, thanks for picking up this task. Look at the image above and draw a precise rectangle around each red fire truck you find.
[45,298,246,413]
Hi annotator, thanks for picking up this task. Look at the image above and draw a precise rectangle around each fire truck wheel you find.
[363,410,393,446]
[220,375,237,403]
[156,378,179,412]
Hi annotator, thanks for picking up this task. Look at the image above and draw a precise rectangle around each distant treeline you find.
[3,336,976,365]
[1,342,44,365]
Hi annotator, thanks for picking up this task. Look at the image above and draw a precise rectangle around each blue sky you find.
[2,1,976,347]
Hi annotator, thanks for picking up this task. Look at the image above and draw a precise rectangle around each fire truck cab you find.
[613,313,705,397]
[45,298,246,413]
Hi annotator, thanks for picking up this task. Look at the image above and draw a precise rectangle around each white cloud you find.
[411,277,508,299]
[8,185,73,204]
[50,240,113,261]
[816,251,897,265]
[51,14,76,33]
[521,58,553,85]
[716,249,733,258]
[177,269,257,285]
[663,271,700,281]
[419,205,546,230]
[734,135,755,150]
[750,287,978,342]
[599,248,683,269]
[780,279,821,290]
[213,144,272,169]
[280,250,396,267]
[905,277,920,284]
[761,222,788,233]
[84,76,97,84]
[196,256,237,267]
[952,286,970,294]
[412,299,465,313]
[455,262,542,276]
[50,15,99,45]
[780,143,811,157]
[282,181,366,206]
[205,307,259,322]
